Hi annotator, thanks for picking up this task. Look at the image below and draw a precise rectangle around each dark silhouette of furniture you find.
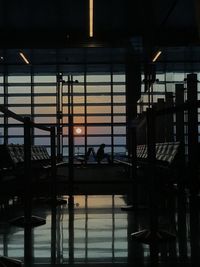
[136,142,181,181]
[74,147,96,165]
[115,141,181,175]
[0,256,22,267]
[115,142,182,212]
[0,144,54,181]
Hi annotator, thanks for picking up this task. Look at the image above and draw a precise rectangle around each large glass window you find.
[0,64,127,157]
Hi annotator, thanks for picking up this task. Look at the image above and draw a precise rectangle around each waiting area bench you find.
[0,144,55,180]
[115,142,180,165]
[74,148,96,165]
[116,142,183,211]
[137,141,181,166]
[114,142,182,182]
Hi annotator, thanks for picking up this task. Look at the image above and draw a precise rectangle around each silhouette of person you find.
[96,143,111,164]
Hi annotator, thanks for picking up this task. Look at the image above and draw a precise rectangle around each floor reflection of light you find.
[0,195,128,264]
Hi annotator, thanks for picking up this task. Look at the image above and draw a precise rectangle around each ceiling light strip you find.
[19,52,30,64]
[152,50,162,62]
[89,0,94,37]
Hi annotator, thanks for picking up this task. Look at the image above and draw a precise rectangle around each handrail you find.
[0,104,50,132]
[132,100,200,127]
[0,104,25,123]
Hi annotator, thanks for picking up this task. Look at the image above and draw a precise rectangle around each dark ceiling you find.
[0,0,199,48]
[0,0,199,73]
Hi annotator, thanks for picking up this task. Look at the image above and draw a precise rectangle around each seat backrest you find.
[155,142,180,165]
[0,144,51,170]
[136,142,180,166]
[85,147,96,160]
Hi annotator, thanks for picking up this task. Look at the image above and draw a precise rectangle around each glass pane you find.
[8,86,31,93]
[87,95,111,103]
[87,137,111,146]
[9,107,31,114]
[113,95,125,103]
[87,126,111,135]
[8,127,24,135]
[34,96,56,104]
[35,137,50,145]
[87,116,111,123]
[8,75,31,83]
[34,76,56,82]
[87,106,111,114]
[34,107,56,114]
[34,117,56,124]
[87,75,111,82]
[113,106,126,114]
[113,85,125,92]
[114,126,126,134]
[87,85,110,93]
[8,137,24,144]
[74,116,85,123]
[34,86,56,93]
[8,97,31,104]
[113,74,126,82]
[113,116,126,123]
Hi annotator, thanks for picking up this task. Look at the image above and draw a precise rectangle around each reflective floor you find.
[0,190,199,267]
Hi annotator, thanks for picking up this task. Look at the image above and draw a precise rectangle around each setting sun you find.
[75,127,82,135]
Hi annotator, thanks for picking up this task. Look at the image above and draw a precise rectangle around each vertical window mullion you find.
[111,66,114,161]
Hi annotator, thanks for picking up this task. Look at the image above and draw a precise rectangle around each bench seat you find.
[0,144,52,180]
[136,142,180,166]
[114,142,181,183]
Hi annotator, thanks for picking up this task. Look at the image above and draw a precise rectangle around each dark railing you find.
[129,74,200,266]
[0,104,57,267]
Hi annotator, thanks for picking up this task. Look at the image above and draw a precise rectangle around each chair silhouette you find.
[75,147,96,165]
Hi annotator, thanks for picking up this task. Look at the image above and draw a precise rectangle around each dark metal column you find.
[187,73,200,266]
[56,73,63,161]
[146,108,158,266]
[30,62,35,145]
[187,73,199,192]
[84,69,87,156]
[165,92,174,142]
[175,84,185,144]
[68,75,74,197]
[24,117,33,266]
[111,66,114,162]
[175,84,188,259]
[3,71,8,145]
[51,127,57,265]
[125,49,141,157]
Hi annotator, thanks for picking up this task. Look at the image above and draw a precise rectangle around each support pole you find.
[165,92,174,142]
[187,73,200,265]
[9,117,46,264]
[56,73,63,161]
[51,127,56,201]
[146,108,158,266]
[175,84,188,259]
[187,73,199,193]
[131,108,176,266]
[175,84,185,144]
[24,117,33,266]
[51,126,56,264]
[68,75,74,199]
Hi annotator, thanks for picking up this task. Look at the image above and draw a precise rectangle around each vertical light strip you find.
[89,0,94,37]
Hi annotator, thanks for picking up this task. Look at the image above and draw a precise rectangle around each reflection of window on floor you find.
[63,195,128,263]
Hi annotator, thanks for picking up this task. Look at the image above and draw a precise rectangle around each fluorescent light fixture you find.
[19,52,30,64]
[152,50,162,62]
[89,0,94,37]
